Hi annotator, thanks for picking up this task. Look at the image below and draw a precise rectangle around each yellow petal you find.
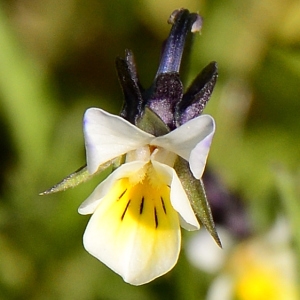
[83,173,180,285]
[78,161,147,215]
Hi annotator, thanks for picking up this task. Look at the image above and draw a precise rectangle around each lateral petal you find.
[84,108,153,174]
[152,115,215,179]
[82,173,181,285]
[189,129,214,179]
[152,160,199,230]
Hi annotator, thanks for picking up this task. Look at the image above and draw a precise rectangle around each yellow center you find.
[107,166,178,231]
[96,163,179,230]
[234,264,297,300]
[235,268,279,300]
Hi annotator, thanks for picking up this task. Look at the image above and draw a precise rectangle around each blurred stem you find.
[0,5,58,173]
[274,167,300,294]
[173,249,207,300]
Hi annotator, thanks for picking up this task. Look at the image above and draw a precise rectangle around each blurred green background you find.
[0,0,300,299]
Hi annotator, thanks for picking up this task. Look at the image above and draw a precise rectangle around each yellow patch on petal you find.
[118,178,170,229]
[235,267,283,300]
[232,252,298,300]
[83,164,180,285]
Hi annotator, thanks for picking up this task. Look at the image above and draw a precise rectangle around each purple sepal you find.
[116,50,144,124]
[176,61,218,126]
[115,9,217,133]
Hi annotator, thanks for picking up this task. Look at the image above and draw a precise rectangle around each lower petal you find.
[78,161,147,215]
[82,175,181,285]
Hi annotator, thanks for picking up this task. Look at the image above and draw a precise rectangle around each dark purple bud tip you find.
[156,9,202,76]
[176,61,218,126]
[116,50,144,124]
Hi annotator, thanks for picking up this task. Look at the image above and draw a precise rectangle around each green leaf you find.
[136,106,170,136]
[40,156,123,195]
[174,157,222,247]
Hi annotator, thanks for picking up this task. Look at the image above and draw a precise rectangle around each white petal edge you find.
[152,160,200,230]
[189,123,215,179]
[82,188,181,285]
[152,115,215,179]
[186,227,232,273]
[84,108,154,174]
[78,161,147,215]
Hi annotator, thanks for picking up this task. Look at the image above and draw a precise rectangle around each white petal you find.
[78,161,147,215]
[84,108,153,174]
[152,160,200,230]
[189,125,215,179]
[152,115,215,179]
[186,228,232,273]
[82,170,181,285]
[206,275,234,300]
[151,148,177,167]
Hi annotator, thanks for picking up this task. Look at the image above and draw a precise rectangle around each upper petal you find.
[78,161,147,215]
[84,108,153,174]
[152,160,199,230]
[152,114,215,179]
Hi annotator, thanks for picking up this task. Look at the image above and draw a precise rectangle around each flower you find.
[41,8,220,285]
[186,218,299,300]
[78,107,215,285]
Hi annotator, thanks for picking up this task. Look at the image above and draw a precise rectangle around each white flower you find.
[207,237,298,300]
[78,108,215,285]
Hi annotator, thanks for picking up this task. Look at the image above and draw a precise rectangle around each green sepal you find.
[40,156,124,195]
[136,106,170,136]
[174,157,222,247]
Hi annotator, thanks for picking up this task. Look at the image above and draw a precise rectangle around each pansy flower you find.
[42,8,220,285]
[187,219,298,300]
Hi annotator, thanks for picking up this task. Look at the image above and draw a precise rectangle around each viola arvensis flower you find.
[187,219,299,300]
[42,8,220,285]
